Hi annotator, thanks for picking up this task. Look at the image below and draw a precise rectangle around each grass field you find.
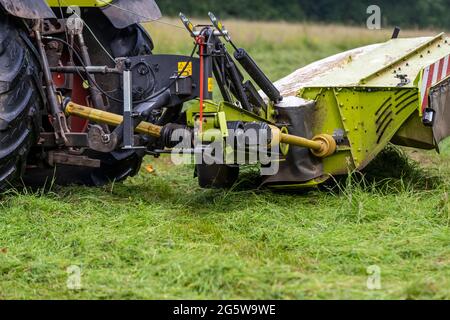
[0,19,449,300]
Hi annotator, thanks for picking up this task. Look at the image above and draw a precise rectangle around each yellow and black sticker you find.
[178,62,192,77]
[208,78,214,92]
[188,22,194,33]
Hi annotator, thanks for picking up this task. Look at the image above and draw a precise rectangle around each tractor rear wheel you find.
[0,16,42,190]
[24,10,154,187]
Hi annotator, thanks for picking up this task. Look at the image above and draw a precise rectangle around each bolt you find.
[101,134,111,144]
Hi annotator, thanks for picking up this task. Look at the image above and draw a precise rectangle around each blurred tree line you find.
[158,0,449,29]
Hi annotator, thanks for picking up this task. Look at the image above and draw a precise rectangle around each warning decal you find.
[178,62,192,77]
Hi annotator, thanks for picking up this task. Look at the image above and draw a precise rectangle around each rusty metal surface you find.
[47,151,101,168]
[101,0,161,29]
[0,0,55,19]
[38,132,90,148]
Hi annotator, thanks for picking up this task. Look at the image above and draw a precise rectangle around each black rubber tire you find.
[0,16,42,190]
[197,164,240,189]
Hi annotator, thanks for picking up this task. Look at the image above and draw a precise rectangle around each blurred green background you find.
[158,0,450,29]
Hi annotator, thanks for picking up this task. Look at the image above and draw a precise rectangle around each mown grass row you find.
[1,143,449,299]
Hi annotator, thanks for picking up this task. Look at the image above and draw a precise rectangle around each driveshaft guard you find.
[262,98,324,187]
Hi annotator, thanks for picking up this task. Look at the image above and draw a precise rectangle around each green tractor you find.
[1,1,450,190]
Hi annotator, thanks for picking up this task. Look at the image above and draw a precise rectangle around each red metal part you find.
[196,35,205,132]
[52,52,89,133]
[70,75,89,132]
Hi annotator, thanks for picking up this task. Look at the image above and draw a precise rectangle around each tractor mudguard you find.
[100,0,162,29]
[0,0,55,19]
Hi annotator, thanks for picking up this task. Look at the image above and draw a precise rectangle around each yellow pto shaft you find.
[65,102,336,158]
[65,101,162,138]
[270,125,336,158]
